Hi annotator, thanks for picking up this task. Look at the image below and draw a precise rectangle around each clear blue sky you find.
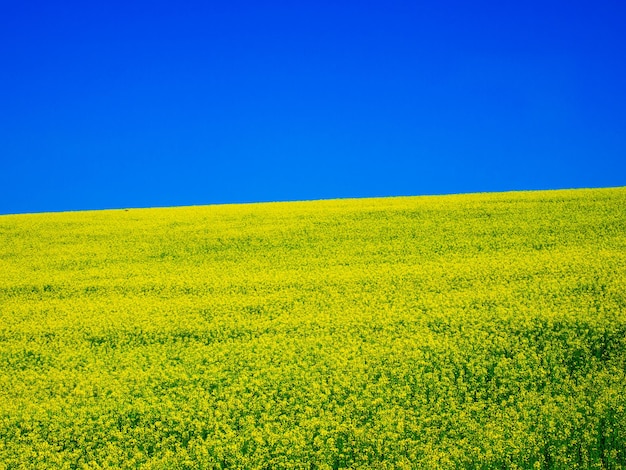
[1,0,625,214]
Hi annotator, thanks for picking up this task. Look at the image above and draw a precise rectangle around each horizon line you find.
[1,184,624,217]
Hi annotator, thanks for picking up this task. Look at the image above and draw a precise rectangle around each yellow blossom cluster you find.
[0,187,625,468]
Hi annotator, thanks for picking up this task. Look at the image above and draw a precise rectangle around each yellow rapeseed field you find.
[1,187,625,469]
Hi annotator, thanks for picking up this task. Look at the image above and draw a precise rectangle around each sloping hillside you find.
[1,187,625,468]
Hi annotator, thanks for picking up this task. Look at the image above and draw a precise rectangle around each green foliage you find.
[0,188,625,468]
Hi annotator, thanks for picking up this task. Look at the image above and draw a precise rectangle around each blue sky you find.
[1,0,625,214]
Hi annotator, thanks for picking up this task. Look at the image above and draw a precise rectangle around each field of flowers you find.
[0,187,625,469]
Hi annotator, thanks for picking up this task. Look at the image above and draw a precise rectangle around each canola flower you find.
[0,187,625,469]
